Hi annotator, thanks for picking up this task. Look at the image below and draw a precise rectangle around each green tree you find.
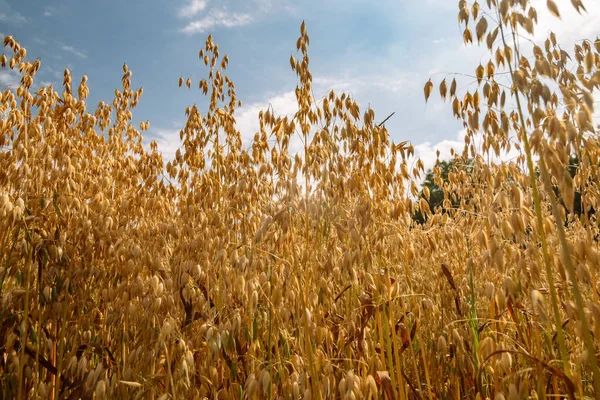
[531,153,596,221]
[413,158,473,224]
[559,154,594,220]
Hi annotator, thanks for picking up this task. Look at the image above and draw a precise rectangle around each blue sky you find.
[1,0,599,170]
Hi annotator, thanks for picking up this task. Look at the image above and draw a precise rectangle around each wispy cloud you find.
[313,72,416,97]
[176,0,295,35]
[181,10,253,34]
[43,7,53,17]
[61,45,87,59]
[46,66,63,79]
[178,0,208,18]
[0,12,27,24]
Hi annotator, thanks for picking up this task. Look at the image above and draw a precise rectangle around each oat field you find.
[1,0,600,399]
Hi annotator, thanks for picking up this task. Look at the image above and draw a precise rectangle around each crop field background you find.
[1,0,600,399]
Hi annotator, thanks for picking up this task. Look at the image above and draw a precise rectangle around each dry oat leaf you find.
[424,79,434,102]
[375,371,395,400]
[419,197,431,215]
[463,28,473,44]
[486,27,499,50]
[450,78,457,98]
[476,64,484,84]
[119,381,143,388]
[547,0,561,19]
[499,1,509,19]
[571,0,586,14]
[458,6,470,25]
[439,79,448,100]
[529,6,538,24]
[441,263,462,316]
[486,60,495,78]
[584,51,594,72]
[452,97,460,117]
[476,17,488,43]
[472,1,480,20]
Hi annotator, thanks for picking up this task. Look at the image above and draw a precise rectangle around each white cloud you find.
[0,70,20,88]
[147,91,302,164]
[235,91,298,139]
[412,128,523,176]
[413,130,466,174]
[61,45,87,59]
[181,10,253,34]
[145,128,182,163]
[178,0,208,18]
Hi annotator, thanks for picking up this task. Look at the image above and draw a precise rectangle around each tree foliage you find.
[413,157,474,223]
